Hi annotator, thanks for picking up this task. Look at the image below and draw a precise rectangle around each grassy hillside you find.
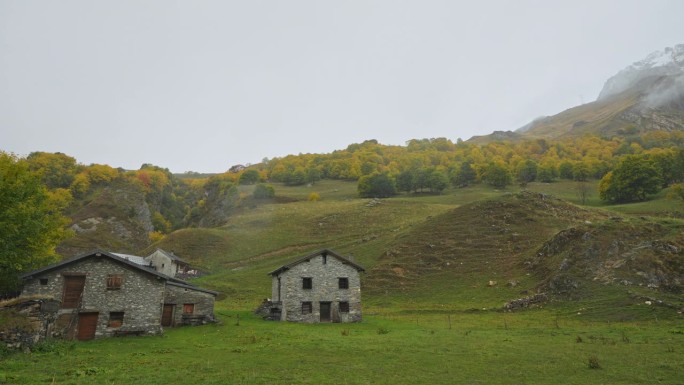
[136,179,684,320]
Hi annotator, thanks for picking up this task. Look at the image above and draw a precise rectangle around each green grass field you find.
[2,309,683,385]
[2,179,683,384]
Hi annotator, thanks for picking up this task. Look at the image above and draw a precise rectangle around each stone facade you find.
[145,249,189,278]
[20,250,217,341]
[163,282,216,326]
[268,249,364,323]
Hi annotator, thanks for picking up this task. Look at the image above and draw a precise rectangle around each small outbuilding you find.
[266,249,364,323]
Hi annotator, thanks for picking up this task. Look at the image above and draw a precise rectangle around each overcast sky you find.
[1,1,683,173]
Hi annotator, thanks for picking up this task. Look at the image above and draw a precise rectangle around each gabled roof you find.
[20,249,217,295]
[268,249,365,276]
[21,250,169,281]
[152,248,189,265]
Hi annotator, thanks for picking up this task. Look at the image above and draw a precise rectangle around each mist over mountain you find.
[598,44,684,102]
[481,44,684,143]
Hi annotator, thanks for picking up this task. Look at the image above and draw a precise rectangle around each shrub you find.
[308,192,320,202]
[588,356,601,369]
[253,184,275,199]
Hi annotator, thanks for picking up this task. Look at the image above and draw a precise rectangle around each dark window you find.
[302,277,312,289]
[183,303,194,314]
[338,277,349,289]
[108,312,124,328]
[106,274,123,290]
[39,278,48,285]
[301,302,312,314]
[322,254,327,264]
[339,302,350,313]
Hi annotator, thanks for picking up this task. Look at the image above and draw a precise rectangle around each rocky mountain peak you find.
[598,44,684,101]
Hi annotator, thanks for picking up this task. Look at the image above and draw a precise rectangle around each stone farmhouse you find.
[145,248,196,278]
[20,249,217,341]
[265,249,364,323]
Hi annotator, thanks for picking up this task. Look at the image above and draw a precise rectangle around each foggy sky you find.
[1,1,683,173]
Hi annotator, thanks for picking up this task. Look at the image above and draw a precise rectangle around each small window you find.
[183,303,194,314]
[106,274,123,290]
[301,302,312,314]
[339,302,350,313]
[338,277,349,289]
[109,312,124,328]
[302,277,312,290]
[40,278,48,285]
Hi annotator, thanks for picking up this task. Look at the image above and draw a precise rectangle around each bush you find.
[587,356,601,369]
[308,192,320,202]
[253,184,275,199]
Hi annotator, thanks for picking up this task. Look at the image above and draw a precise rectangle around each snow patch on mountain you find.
[598,44,684,101]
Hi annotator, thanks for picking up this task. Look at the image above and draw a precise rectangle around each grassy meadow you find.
[2,179,684,384]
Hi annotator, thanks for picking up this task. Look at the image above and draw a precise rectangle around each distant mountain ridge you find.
[469,44,684,143]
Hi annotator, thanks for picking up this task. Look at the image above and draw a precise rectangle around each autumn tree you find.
[0,153,72,291]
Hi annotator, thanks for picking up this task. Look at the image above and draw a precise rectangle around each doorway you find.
[62,275,85,308]
[77,312,98,340]
[319,302,331,322]
[161,304,174,327]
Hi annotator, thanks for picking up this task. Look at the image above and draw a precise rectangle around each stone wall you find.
[0,298,60,351]
[273,253,362,323]
[22,256,165,338]
[146,250,177,277]
[163,283,216,326]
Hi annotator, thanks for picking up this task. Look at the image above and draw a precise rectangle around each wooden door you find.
[161,304,174,327]
[62,275,86,308]
[320,302,331,322]
[77,312,98,340]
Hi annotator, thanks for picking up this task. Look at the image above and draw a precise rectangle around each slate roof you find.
[268,248,365,276]
[112,252,148,266]
[20,249,217,296]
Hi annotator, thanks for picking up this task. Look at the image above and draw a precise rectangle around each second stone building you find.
[267,249,364,323]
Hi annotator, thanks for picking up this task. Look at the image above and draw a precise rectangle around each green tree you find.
[396,170,414,194]
[599,155,663,203]
[480,162,511,189]
[358,172,397,198]
[239,169,260,185]
[0,153,72,291]
[452,161,477,187]
[516,159,538,186]
[306,168,322,185]
[559,161,574,180]
[427,169,449,193]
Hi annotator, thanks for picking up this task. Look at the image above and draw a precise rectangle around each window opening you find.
[302,277,312,289]
[108,312,124,328]
[106,274,123,290]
